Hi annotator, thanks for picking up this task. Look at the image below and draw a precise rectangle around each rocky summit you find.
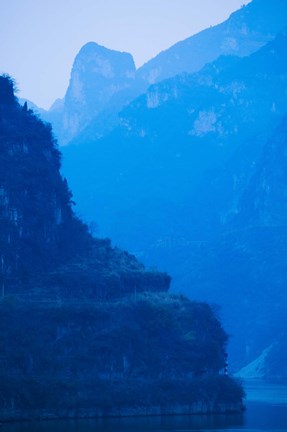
[52,42,137,144]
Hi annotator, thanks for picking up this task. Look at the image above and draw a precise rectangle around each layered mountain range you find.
[43,0,287,145]
[63,28,287,249]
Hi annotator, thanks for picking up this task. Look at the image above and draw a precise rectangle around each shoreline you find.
[0,402,245,424]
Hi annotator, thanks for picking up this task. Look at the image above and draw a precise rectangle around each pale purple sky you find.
[0,0,251,109]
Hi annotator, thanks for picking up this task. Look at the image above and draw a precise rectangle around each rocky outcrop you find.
[53,43,136,144]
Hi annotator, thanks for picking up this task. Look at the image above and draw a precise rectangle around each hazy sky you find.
[0,0,251,109]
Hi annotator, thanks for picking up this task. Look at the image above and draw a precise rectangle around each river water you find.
[2,380,287,432]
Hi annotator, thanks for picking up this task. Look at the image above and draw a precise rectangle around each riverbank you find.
[0,401,244,423]
[2,381,287,431]
[0,376,244,423]
[0,296,244,424]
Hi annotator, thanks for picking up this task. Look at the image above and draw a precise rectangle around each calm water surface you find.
[2,380,287,432]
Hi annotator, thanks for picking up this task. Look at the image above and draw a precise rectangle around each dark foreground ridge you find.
[0,75,244,421]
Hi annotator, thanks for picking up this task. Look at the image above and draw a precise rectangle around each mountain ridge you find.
[45,0,287,146]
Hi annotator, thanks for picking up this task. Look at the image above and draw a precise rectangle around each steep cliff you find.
[0,74,169,297]
[49,43,137,144]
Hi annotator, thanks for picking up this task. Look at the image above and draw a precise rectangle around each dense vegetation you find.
[0,295,244,419]
[0,75,170,298]
[0,75,88,283]
[0,75,243,420]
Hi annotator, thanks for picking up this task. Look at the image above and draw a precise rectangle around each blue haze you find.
[59,0,287,377]
[0,0,250,108]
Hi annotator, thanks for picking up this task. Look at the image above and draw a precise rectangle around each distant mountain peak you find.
[72,40,136,81]
[79,41,133,58]
[53,42,137,144]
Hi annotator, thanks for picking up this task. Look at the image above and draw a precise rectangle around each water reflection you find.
[244,379,287,403]
[243,380,287,432]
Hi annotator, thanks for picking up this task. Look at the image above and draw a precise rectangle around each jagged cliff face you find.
[57,43,136,144]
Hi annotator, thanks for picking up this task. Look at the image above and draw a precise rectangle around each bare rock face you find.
[60,42,136,144]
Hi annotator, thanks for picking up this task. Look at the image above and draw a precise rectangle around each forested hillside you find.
[0,75,243,420]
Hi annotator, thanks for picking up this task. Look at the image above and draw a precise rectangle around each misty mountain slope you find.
[60,30,287,377]
[62,30,287,254]
[65,79,147,147]
[237,116,287,227]
[147,117,287,376]
[137,0,287,84]
[186,117,287,376]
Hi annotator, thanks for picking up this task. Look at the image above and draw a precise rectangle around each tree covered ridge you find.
[1,75,75,279]
[0,75,170,296]
[0,295,228,380]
